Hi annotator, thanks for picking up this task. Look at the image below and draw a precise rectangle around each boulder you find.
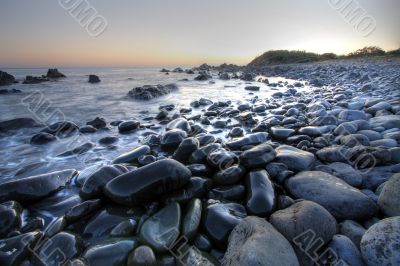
[378,173,400,217]
[275,145,315,172]
[46,68,66,78]
[88,75,100,83]
[127,84,178,100]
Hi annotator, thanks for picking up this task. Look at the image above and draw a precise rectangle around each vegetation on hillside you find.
[248,46,400,67]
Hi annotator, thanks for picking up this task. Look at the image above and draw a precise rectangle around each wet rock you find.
[240,143,276,169]
[161,129,187,150]
[316,162,362,187]
[222,216,299,266]
[0,70,16,85]
[139,203,181,252]
[189,143,221,164]
[245,170,275,216]
[118,120,140,133]
[207,148,238,169]
[213,165,246,185]
[0,201,22,238]
[316,145,353,163]
[270,200,337,247]
[88,74,100,83]
[340,133,370,147]
[113,145,151,164]
[226,132,269,150]
[338,110,367,121]
[0,169,76,203]
[370,115,400,129]
[0,118,42,133]
[104,159,191,205]
[270,127,295,140]
[127,84,178,100]
[328,235,364,266]
[286,171,377,220]
[244,86,260,91]
[127,245,156,266]
[162,176,210,204]
[172,137,199,163]
[32,232,84,266]
[45,217,67,237]
[79,125,97,133]
[298,126,327,137]
[194,234,212,252]
[87,117,106,129]
[0,231,42,266]
[138,155,156,166]
[203,201,247,248]
[23,75,49,84]
[194,73,211,81]
[166,118,191,133]
[57,142,94,157]
[42,121,79,138]
[229,127,243,138]
[187,164,212,177]
[360,216,400,266]
[30,132,57,145]
[110,219,137,237]
[65,199,102,223]
[275,145,315,172]
[46,68,66,78]
[208,185,245,202]
[80,164,129,199]
[182,198,202,241]
[99,136,119,146]
[378,173,400,217]
[20,217,45,233]
[339,220,366,247]
[83,238,138,266]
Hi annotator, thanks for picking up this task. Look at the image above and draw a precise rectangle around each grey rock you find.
[378,173,400,217]
[275,145,315,172]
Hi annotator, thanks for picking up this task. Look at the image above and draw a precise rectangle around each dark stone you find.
[79,125,97,133]
[127,84,178,100]
[118,120,140,133]
[166,118,191,133]
[127,245,156,266]
[189,143,221,164]
[0,231,42,265]
[0,201,22,238]
[88,75,100,83]
[65,199,102,223]
[57,142,94,157]
[207,148,238,169]
[30,132,57,145]
[203,201,247,248]
[245,170,275,216]
[162,177,210,204]
[226,132,269,150]
[172,137,199,163]
[187,164,212,177]
[0,70,16,85]
[182,198,202,241]
[113,145,151,164]
[46,68,66,78]
[42,121,79,138]
[240,143,276,169]
[0,169,77,203]
[161,129,187,150]
[87,117,106,129]
[99,136,119,146]
[213,165,246,185]
[275,145,315,172]
[208,185,245,201]
[244,86,260,91]
[104,159,191,205]
[0,118,42,133]
[270,127,296,140]
[327,235,364,266]
[110,219,137,237]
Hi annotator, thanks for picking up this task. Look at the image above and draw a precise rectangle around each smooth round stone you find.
[229,127,243,137]
[172,137,199,163]
[226,132,269,150]
[370,115,400,129]
[328,235,364,266]
[203,201,247,248]
[378,173,400,217]
[298,126,325,137]
[110,219,137,237]
[213,120,227,128]
[0,231,42,265]
[42,121,79,138]
[65,199,102,223]
[182,199,202,240]
[186,164,212,177]
[166,118,191,133]
[286,171,377,220]
[160,129,187,150]
[196,134,215,146]
[245,170,275,216]
[118,120,140,133]
[0,169,77,203]
[208,185,245,201]
[162,177,211,204]
[275,145,315,172]
[127,245,156,266]
[98,136,119,146]
[207,148,238,169]
[338,110,367,121]
[32,232,84,266]
[83,238,138,266]
[189,143,221,163]
[240,143,276,169]
[194,234,212,252]
[370,138,398,148]
[104,159,191,205]
[80,164,129,199]
[358,130,382,141]
[213,165,246,185]
[45,217,67,237]
[20,217,45,233]
[137,155,156,166]
[112,145,151,164]
[340,134,370,147]
[0,201,22,238]
[316,162,362,187]
[87,117,106,129]
[270,201,337,247]
[360,216,400,266]
[139,203,181,252]
[316,145,353,163]
[222,217,299,266]
[270,127,295,140]
[339,220,366,247]
[79,125,97,133]
[30,132,56,145]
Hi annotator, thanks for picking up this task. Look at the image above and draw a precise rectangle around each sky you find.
[0,0,399,67]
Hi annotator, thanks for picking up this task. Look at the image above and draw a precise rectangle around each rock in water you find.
[127,84,178,100]
[378,173,400,217]
[360,216,400,266]
[83,238,138,266]
[202,201,247,248]
[0,118,42,133]
[0,231,42,265]
[275,145,315,172]
[139,202,181,252]
[104,159,191,205]
[222,216,299,266]
[112,145,151,164]
[0,201,22,238]
[88,74,101,83]
[245,170,275,216]
[46,68,66,78]
[0,70,16,85]
[0,169,77,203]
[127,245,157,266]
[240,143,276,169]
[286,171,377,220]
[226,132,269,150]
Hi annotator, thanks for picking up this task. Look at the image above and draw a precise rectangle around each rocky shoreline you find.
[0,59,399,266]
